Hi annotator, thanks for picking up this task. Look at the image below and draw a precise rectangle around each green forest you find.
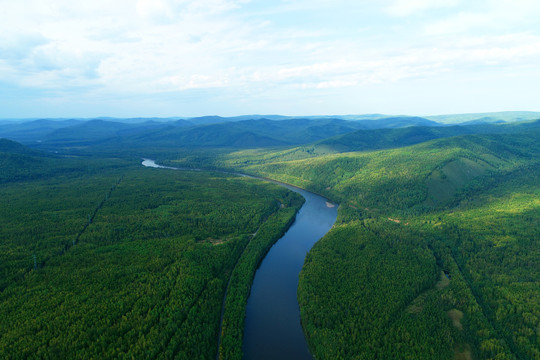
[0,151,302,359]
[1,117,538,359]
[185,129,538,360]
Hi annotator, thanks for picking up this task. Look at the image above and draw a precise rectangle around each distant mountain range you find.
[423,111,540,124]
[310,119,540,154]
[0,116,438,147]
[3,110,538,126]
[0,112,538,151]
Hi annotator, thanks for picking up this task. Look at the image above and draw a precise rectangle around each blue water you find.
[242,186,337,360]
[141,160,337,359]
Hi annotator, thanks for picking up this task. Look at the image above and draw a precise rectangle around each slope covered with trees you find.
[181,128,539,359]
[2,116,538,359]
[0,151,303,358]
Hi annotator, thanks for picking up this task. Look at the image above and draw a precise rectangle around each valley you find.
[0,113,538,359]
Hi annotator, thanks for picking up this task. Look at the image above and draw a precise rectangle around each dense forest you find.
[1,115,538,359]
[165,127,539,359]
[0,149,303,358]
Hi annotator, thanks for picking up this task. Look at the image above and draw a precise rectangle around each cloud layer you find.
[1,0,540,116]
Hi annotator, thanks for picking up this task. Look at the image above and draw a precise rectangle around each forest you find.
[0,149,302,358]
[191,129,538,360]
[1,115,538,359]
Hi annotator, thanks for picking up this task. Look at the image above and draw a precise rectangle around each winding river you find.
[142,159,338,360]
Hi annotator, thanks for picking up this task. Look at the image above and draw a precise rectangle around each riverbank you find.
[142,159,338,360]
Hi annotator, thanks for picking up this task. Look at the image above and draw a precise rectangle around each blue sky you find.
[1,0,540,118]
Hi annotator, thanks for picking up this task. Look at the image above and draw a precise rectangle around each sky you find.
[1,0,540,118]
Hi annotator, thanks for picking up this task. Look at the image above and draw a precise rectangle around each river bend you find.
[142,159,338,360]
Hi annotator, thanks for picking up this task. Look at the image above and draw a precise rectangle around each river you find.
[142,159,338,360]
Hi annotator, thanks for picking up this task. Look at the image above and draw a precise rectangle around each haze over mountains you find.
[1,112,539,151]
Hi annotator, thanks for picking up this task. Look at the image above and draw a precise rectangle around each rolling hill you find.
[198,127,539,360]
[0,119,83,143]
[2,112,538,359]
[425,111,540,124]
[0,115,444,149]
[310,119,540,154]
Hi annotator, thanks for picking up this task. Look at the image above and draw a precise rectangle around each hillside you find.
[315,120,540,153]
[2,113,538,359]
[0,115,444,150]
[168,128,540,359]
[120,118,375,149]
[42,120,169,145]
[0,138,36,154]
[0,119,83,143]
[27,118,369,150]
[180,120,538,166]
[214,130,539,211]
[3,114,537,149]
[0,139,61,183]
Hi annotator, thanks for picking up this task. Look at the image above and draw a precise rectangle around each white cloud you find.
[315,80,357,89]
[236,30,540,92]
[0,0,256,91]
[158,73,229,90]
[424,12,492,35]
[424,0,540,35]
[136,0,174,23]
[385,0,461,17]
[1,0,540,116]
